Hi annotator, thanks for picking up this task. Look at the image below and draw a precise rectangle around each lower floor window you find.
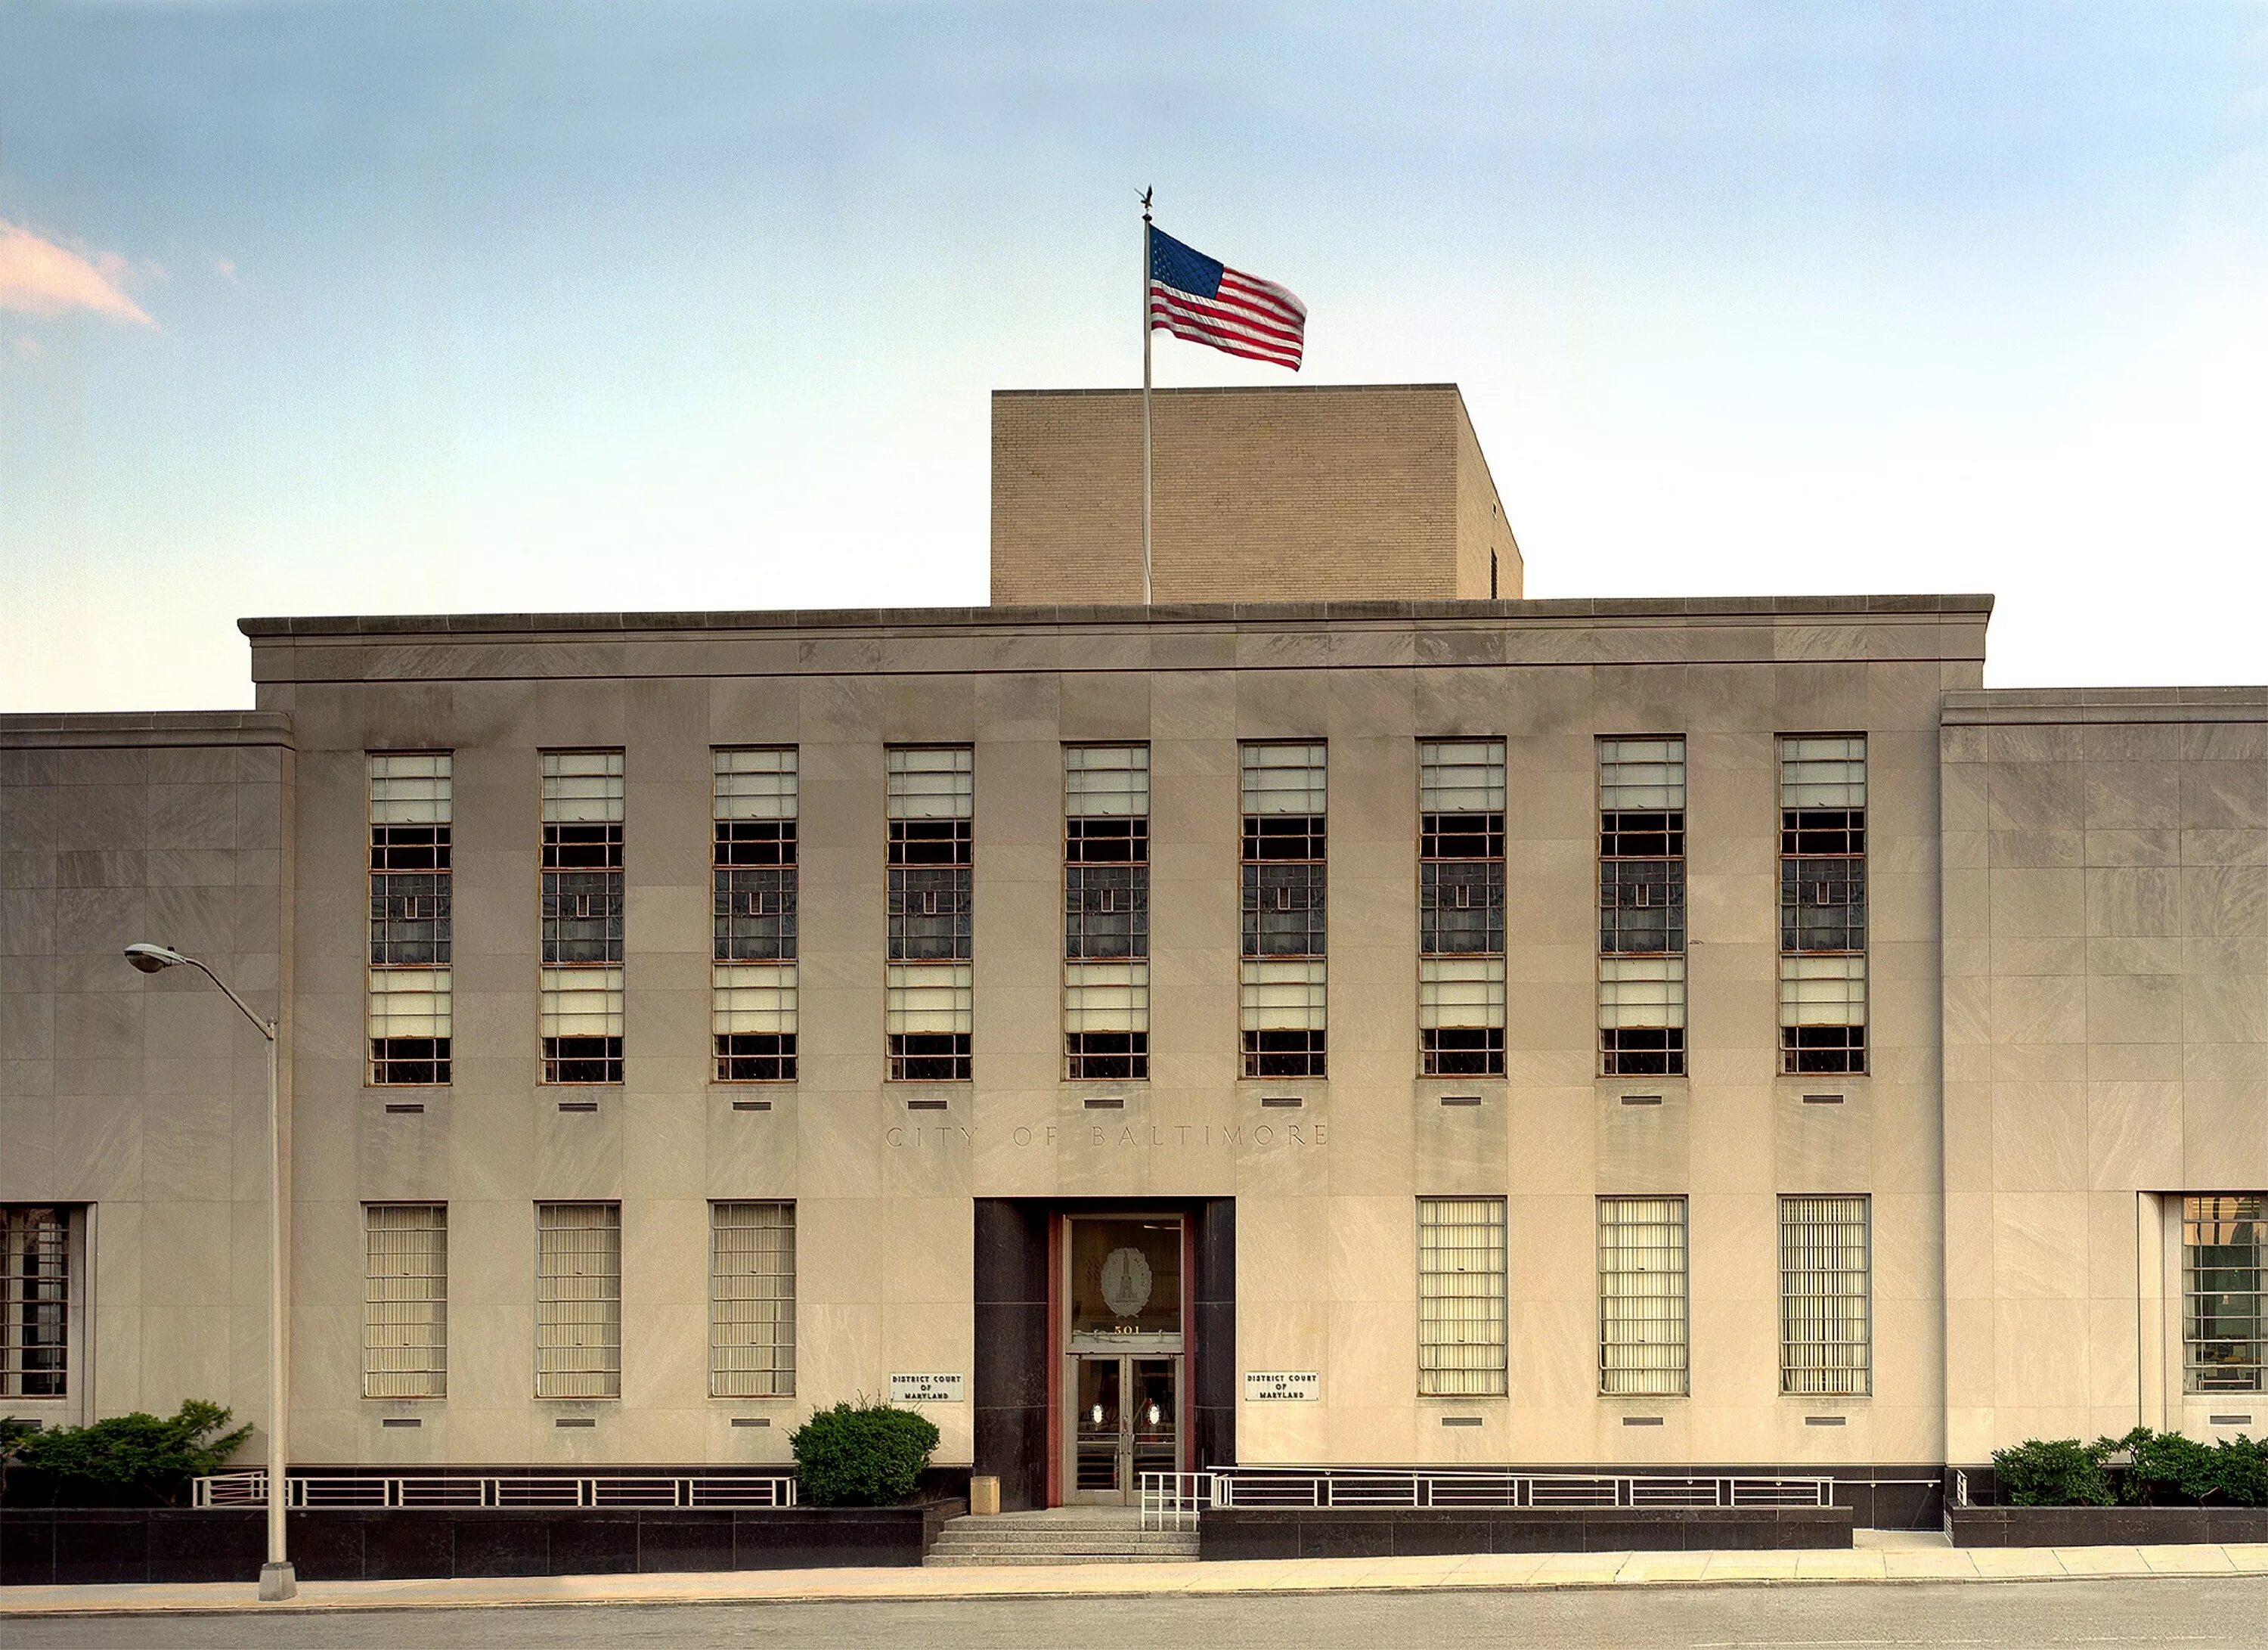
[1601,1025,1684,1076]
[890,1031,971,1082]
[717,1033,796,1082]
[2,1206,71,1400]
[371,1037,451,1085]
[1243,1028,1325,1079]
[1241,958,1325,1078]
[1779,1194,1870,1396]
[368,966,451,1085]
[1781,1024,1865,1074]
[536,1202,621,1399]
[1067,1031,1147,1081]
[1420,956,1505,1076]
[543,1035,624,1084]
[1422,1026,1504,1076]
[2186,1193,2266,1394]
[541,965,624,1084]
[1780,954,1866,1074]
[1599,956,1685,1077]
[1599,1196,1689,1397]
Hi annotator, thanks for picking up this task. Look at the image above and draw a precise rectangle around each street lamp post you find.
[123,943,296,1602]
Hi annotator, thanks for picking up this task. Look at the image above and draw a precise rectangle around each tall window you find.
[2,1207,71,1400]
[886,746,973,1081]
[1418,740,1506,1076]
[535,1202,620,1399]
[1418,1196,1507,1397]
[1597,738,1686,1077]
[541,752,625,1084]
[1779,1195,1870,1397]
[711,1202,795,1398]
[369,753,451,1084]
[2185,1195,2266,1394]
[1598,1196,1688,1397]
[1780,736,1867,1073]
[1241,743,1327,1078]
[364,1204,447,1400]
[1064,745,1149,1081]
[714,749,798,1082]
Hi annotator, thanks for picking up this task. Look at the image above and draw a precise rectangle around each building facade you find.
[2,389,2263,1525]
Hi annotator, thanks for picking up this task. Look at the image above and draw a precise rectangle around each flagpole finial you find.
[1140,185,1153,223]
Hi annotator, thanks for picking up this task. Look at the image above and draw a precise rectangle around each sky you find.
[2,1,2266,711]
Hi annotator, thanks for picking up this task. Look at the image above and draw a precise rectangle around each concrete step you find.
[926,1551,1198,1566]
[925,1515,1199,1566]
[930,1537,1198,1555]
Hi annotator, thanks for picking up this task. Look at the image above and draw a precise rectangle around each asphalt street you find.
[10,1577,2268,1650]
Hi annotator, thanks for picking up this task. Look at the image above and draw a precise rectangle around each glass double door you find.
[1072,1354,1178,1501]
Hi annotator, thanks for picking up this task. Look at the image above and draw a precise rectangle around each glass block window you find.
[711,1202,795,1399]
[541,752,624,1084]
[369,753,452,1085]
[364,1204,447,1400]
[1,1207,70,1400]
[714,750,797,1082]
[1242,744,1325,1078]
[887,961,973,1081]
[1599,1196,1689,1397]
[1421,740,1505,1076]
[1599,738,1685,1077]
[1779,1195,1870,1397]
[1780,736,1866,1073]
[2185,1194,2266,1394]
[1418,1196,1508,1397]
[535,1202,620,1399]
[1065,746,1150,1079]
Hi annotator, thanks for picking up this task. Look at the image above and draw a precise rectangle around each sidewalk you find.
[5,1538,2267,1617]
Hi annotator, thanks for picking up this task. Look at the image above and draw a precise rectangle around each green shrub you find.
[1991,1437,2114,1506]
[20,1400,252,1506]
[2213,1437,2268,1507]
[1997,1428,2268,1509]
[789,1401,940,1507]
[2095,1426,2268,1508]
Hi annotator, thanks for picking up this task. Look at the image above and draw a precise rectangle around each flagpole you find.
[1141,191,1154,606]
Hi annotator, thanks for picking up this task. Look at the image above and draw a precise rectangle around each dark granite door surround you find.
[973,1197,1234,1510]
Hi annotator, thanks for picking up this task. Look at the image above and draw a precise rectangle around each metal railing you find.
[1140,1468,1834,1527]
[194,1471,796,1510]
[1141,1471,1215,1531]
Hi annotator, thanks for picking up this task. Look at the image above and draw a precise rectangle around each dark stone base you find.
[0,1501,965,1586]
[1949,1504,2268,1548]
[1200,1506,1853,1560]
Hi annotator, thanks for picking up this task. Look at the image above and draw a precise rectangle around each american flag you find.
[1148,225,1306,370]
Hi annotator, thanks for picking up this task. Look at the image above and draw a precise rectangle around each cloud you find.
[211,255,238,284]
[0,219,155,325]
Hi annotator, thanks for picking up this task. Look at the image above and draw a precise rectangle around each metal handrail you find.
[1139,1468,1836,1524]
[1139,1471,1214,1531]
[194,1470,797,1510]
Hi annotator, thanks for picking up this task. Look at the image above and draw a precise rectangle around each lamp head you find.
[123,943,189,975]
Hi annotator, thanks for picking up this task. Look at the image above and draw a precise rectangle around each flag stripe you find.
[1220,271,1306,324]
[1148,287,1305,350]
[1148,300,1303,366]
[1151,315,1303,368]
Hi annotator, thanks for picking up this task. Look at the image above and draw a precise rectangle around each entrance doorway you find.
[1072,1355,1177,1496]
[1061,1214,1185,1506]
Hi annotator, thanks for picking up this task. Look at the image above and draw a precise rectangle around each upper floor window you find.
[368,753,453,1086]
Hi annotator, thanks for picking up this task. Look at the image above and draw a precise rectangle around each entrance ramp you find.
[926,1507,1199,1566]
